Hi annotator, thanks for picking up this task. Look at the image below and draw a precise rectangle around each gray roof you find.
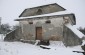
[19,3,66,17]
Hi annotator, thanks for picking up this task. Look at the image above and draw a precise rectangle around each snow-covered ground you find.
[0,34,83,55]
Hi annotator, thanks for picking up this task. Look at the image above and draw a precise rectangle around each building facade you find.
[4,3,82,46]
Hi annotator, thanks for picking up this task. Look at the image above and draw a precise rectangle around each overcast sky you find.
[0,0,85,28]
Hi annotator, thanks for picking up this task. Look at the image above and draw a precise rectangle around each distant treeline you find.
[78,27,85,35]
[0,24,19,34]
[0,24,11,34]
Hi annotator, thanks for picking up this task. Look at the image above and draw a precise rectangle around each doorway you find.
[36,27,42,40]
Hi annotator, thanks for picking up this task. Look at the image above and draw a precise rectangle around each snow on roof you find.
[65,23,85,38]
[15,11,74,21]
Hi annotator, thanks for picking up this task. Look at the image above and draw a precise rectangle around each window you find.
[29,22,33,24]
[45,20,51,23]
[64,17,69,23]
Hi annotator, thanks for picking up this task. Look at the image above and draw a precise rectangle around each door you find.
[36,27,42,40]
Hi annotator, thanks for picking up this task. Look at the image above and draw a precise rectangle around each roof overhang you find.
[15,11,76,25]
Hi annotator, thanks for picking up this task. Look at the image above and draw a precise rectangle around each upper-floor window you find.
[45,20,51,24]
[29,22,33,24]
[36,9,42,15]
[64,16,69,23]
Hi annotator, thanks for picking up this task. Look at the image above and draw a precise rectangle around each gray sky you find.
[0,0,85,28]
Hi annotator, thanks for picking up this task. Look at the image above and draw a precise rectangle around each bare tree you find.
[78,27,85,35]
[1,23,11,34]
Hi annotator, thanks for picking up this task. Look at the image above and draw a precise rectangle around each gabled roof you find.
[19,3,66,17]
[15,11,76,25]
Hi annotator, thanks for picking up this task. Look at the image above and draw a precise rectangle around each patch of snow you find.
[50,41,65,47]
[82,40,85,45]
[0,34,5,41]
[6,29,16,35]
[65,23,85,38]
[34,40,40,45]
[0,41,83,55]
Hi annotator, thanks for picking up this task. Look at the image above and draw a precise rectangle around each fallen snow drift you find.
[0,34,83,55]
[0,41,83,55]
[65,23,85,38]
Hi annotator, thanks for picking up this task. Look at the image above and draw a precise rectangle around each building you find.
[4,3,83,46]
